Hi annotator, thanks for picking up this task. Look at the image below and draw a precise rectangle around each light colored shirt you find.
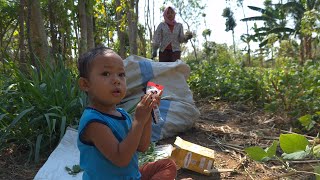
[152,22,187,52]
[77,107,141,180]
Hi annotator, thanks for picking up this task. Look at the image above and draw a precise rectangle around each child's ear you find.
[78,77,89,92]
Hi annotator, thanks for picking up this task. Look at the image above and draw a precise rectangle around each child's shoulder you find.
[82,107,101,116]
[116,108,130,116]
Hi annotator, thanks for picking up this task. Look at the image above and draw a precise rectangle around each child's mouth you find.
[112,89,121,96]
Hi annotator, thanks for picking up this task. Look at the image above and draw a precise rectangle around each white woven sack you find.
[118,55,200,141]
[34,127,82,180]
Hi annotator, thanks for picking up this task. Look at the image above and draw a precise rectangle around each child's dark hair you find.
[77,46,114,78]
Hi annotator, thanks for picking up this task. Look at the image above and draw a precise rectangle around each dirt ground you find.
[160,100,315,180]
[0,99,316,180]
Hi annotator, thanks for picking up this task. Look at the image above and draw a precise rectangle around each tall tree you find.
[222,7,237,56]
[144,0,155,57]
[282,0,320,64]
[241,0,293,64]
[18,0,26,70]
[48,0,58,58]
[127,0,139,55]
[0,1,18,70]
[78,0,88,55]
[115,0,127,58]
[28,0,50,66]
[237,0,252,65]
[78,0,94,55]
[86,0,94,50]
[138,24,147,56]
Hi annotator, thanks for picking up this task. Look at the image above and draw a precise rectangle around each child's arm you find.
[81,93,155,167]
[137,91,161,152]
[137,117,152,152]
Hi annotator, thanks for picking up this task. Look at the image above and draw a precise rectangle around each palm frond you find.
[241,16,274,22]
[247,6,266,14]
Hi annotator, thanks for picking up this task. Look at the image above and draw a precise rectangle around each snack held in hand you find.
[146,82,164,123]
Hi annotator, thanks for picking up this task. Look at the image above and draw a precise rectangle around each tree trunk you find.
[115,0,126,58]
[19,0,26,71]
[145,0,153,57]
[190,40,198,60]
[28,0,50,66]
[305,35,312,60]
[127,0,138,55]
[240,3,251,66]
[78,0,88,55]
[48,0,58,59]
[138,27,146,57]
[232,30,236,57]
[260,48,263,67]
[86,0,94,50]
[26,0,35,66]
[299,36,305,65]
[103,0,110,47]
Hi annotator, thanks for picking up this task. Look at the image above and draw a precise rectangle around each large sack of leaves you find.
[118,55,200,141]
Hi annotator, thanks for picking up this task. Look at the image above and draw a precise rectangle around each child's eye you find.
[102,72,110,76]
[119,73,126,77]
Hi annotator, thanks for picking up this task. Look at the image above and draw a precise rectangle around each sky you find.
[139,0,265,51]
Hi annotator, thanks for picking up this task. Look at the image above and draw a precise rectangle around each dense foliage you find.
[0,57,85,162]
[188,59,320,118]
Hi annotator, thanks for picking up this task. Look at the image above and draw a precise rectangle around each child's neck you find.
[88,104,120,117]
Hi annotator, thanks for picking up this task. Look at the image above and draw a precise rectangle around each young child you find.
[77,46,177,180]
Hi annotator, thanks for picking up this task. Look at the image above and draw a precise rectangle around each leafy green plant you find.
[188,56,320,130]
[280,134,310,160]
[299,112,320,131]
[245,133,314,161]
[0,57,85,162]
[245,133,320,178]
[245,140,278,162]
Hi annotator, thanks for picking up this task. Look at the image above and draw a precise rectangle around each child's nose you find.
[112,75,120,85]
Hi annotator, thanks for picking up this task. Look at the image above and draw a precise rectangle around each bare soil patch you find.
[160,100,314,180]
[0,99,315,179]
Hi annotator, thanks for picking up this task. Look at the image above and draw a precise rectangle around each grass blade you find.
[35,134,43,163]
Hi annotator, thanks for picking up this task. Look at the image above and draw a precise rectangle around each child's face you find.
[84,52,126,110]
[166,8,175,21]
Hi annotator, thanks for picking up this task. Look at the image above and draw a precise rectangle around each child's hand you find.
[135,93,160,124]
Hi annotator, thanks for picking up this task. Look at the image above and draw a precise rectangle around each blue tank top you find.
[77,107,141,180]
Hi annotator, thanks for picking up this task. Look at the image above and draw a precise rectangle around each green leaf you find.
[72,165,82,173]
[35,134,43,163]
[65,166,71,172]
[116,6,122,13]
[244,146,268,161]
[313,144,320,157]
[266,140,279,158]
[60,116,66,141]
[298,114,314,130]
[0,107,34,140]
[282,151,309,160]
[0,113,7,121]
[280,134,309,154]
[65,164,83,176]
[314,166,320,180]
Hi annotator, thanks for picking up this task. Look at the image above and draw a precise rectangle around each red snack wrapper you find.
[146,82,164,94]
[146,82,164,124]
